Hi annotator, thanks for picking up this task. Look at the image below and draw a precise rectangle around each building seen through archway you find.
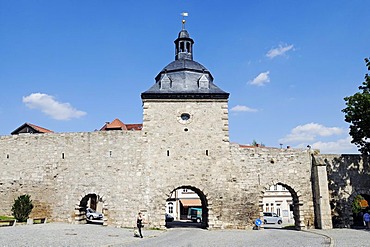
[165,186,206,228]
[263,184,296,226]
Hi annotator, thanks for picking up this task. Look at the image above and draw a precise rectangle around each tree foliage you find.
[251,140,265,147]
[11,194,34,222]
[352,195,365,214]
[342,58,370,154]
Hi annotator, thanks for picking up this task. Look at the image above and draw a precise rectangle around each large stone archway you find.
[162,185,209,229]
[260,181,304,230]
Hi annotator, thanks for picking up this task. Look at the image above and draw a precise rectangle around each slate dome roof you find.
[162,59,207,73]
[141,27,229,100]
[178,29,190,38]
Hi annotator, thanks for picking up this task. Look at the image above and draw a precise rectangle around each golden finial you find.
[181,12,188,29]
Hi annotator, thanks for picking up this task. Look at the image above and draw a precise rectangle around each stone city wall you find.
[317,154,370,227]
[0,131,144,226]
[229,144,317,228]
[1,125,361,229]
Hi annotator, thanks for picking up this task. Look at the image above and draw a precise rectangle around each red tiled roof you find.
[105,118,127,130]
[100,118,142,131]
[11,122,53,135]
[239,145,255,148]
[27,123,53,133]
[125,124,143,131]
[238,144,281,150]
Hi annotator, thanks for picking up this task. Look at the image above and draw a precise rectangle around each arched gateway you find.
[0,20,333,230]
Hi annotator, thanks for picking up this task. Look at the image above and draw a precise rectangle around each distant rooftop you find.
[11,123,54,135]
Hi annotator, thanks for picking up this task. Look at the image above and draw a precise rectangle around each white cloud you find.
[249,71,270,86]
[279,123,344,143]
[310,137,359,154]
[266,44,294,59]
[230,105,258,112]
[23,93,87,120]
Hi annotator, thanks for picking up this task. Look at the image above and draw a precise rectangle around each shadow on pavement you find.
[166,220,203,229]
[263,224,299,231]
[86,219,104,225]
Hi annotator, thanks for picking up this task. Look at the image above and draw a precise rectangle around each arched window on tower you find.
[186,42,190,53]
[180,42,185,52]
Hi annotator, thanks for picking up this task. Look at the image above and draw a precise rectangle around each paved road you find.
[0,223,369,247]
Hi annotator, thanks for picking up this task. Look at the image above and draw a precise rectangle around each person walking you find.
[136,212,144,238]
[363,211,370,229]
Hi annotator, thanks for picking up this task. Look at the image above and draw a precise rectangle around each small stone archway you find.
[74,191,107,225]
[163,185,209,229]
[260,181,304,230]
[346,189,370,227]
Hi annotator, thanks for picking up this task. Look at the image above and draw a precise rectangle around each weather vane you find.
[181,12,188,29]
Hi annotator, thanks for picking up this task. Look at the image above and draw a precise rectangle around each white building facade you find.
[263,184,294,224]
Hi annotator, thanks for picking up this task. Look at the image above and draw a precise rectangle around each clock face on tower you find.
[178,112,192,124]
[181,113,190,121]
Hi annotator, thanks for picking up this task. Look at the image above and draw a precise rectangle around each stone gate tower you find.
[140,24,232,228]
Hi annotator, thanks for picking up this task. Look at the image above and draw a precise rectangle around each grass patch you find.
[148,227,162,230]
[0,216,15,220]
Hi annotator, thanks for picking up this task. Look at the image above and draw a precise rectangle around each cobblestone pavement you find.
[0,223,369,247]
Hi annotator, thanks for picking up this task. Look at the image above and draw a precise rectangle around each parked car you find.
[86,208,103,220]
[165,213,174,222]
[263,212,282,224]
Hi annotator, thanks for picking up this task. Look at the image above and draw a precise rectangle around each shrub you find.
[11,194,34,222]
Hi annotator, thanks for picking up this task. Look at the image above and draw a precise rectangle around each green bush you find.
[11,194,34,222]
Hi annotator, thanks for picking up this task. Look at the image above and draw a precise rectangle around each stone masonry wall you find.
[141,99,233,229]
[317,154,370,227]
[229,144,316,229]
[140,98,318,229]
[0,131,144,226]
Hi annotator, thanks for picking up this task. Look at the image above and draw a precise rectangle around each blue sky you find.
[1,0,369,154]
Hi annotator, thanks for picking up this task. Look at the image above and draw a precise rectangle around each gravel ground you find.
[0,223,369,247]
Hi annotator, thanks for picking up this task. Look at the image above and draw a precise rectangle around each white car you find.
[263,212,282,224]
[86,208,103,220]
[165,213,174,222]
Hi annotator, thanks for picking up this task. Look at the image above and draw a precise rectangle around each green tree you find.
[11,194,34,222]
[251,140,265,147]
[342,58,370,154]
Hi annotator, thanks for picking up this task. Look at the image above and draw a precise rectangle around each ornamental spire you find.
[181,12,188,30]
[175,12,193,60]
